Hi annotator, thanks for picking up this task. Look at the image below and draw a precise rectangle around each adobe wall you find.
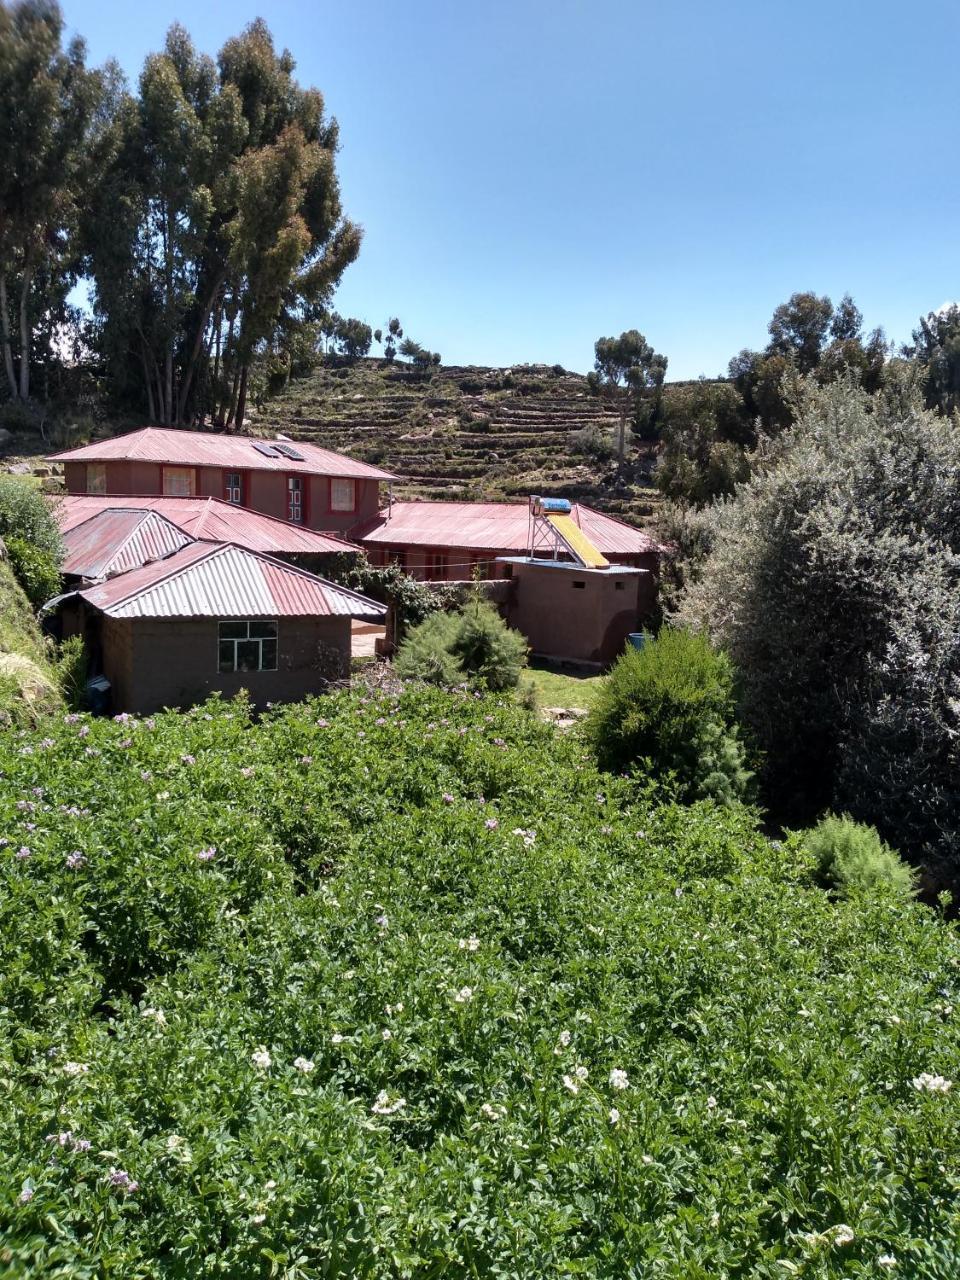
[504,561,649,665]
[106,615,352,714]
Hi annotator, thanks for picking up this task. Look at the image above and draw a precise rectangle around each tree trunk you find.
[235,363,249,429]
[0,276,19,400]
[617,401,627,465]
[225,360,241,427]
[140,343,156,421]
[18,264,32,401]
[177,274,224,424]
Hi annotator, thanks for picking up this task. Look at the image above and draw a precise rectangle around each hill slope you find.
[254,360,667,524]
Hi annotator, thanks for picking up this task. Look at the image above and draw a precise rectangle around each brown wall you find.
[504,561,652,665]
[63,462,383,534]
[366,543,513,581]
[99,615,352,714]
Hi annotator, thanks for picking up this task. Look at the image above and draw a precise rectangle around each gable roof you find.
[53,495,360,557]
[49,426,396,481]
[353,500,664,557]
[62,508,194,580]
[77,542,386,622]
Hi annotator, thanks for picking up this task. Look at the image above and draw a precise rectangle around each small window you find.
[572,580,586,590]
[163,466,195,497]
[502,563,513,579]
[614,581,625,591]
[331,477,356,512]
[87,463,107,494]
[425,550,447,578]
[218,620,278,673]
[287,475,303,523]
[225,472,242,504]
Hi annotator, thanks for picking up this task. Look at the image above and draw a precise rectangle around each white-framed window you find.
[86,463,107,494]
[287,475,303,523]
[331,477,356,512]
[218,620,278,673]
[225,471,242,504]
[163,466,196,497]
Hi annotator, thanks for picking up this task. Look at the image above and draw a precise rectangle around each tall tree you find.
[589,330,667,464]
[0,0,105,402]
[766,292,833,373]
[907,305,960,416]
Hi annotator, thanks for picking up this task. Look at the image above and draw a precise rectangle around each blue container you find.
[627,632,647,650]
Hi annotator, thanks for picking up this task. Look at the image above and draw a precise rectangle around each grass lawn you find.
[522,662,606,711]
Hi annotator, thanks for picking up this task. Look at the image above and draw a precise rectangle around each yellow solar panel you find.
[547,513,609,568]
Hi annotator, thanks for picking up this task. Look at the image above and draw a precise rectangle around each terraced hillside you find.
[254,360,664,525]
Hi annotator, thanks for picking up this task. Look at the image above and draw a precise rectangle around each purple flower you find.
[140,771,153,781]
[180,754,196,765]
[375,913,389,929]
[39,738,55,750]
[23,822,36,832]
[485,818,499,831]
[196,847,216,862]
[114,713,131,724]
[493,738,506,747]
[144,718,156,730]
[240,766,254,778]
[118,738,133,749]
[375,717,387,726]
[17,800,34,811]
[63,713,79,724]
[108,1168,139,1194]
[66,851,86,870]
[78,726,89,738]
[299,755,313,765]
[18,1187,34,1203]
[15,847,31,860]
[315,718,329,728]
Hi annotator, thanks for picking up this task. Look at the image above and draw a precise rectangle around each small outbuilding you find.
[58,541,385,714]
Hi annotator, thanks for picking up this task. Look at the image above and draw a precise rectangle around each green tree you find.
[766,291,834,373]
[399,336,440,374]
[907,304,960,415]
[588,330,667,464]
[0,0,106,403]
[333,316,372,360]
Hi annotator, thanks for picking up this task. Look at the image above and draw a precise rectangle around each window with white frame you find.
[287,475,303,522]
[225,472,242,504]
[218,620,278,673]
[330,477,356,512]
[86,463,107,494]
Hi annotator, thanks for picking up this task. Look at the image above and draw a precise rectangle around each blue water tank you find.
[627,632,648,650]
[539,497,572,513]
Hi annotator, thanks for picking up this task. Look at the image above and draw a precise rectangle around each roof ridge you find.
[91,540,221,609]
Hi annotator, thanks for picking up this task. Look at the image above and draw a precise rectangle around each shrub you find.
[804,813,915,897]
[395,611,463,685]
[0,474,64,563]
[55,635,87,710]
[396,599,528,691]
[584,628,752,803]
[4,537,61,607]
[450,599,528,691]
[570,424,616,461]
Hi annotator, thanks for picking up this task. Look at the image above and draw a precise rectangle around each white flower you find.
[562,1074,579,1095]
[251,1213,266,1225]
[458,936,480,952]
[251,1046,272,1071]
[878,1256,897,1269]
[141,1007,167,1026]
[911,1071,952,1093]
[641,1153,653,1165]
[574,1064,589,1081]
[480,1102,506,1120]
[553,1029,572,1055]
[830,1225,855,1247]
[293,1056,315,1073]
[608,1107,620,1125]
[371,1090,406,1115]
[609,1068,629,1090]
[63,1061,88,1077]
[706,1095,718,1110]
[381,1029,392,1040]
[331,1033,345,1045]
[454,986,473,1004]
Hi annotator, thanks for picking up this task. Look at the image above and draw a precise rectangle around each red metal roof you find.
[49,426,396,481]
[62,509,194,580]
[53,495,360,557]
[77,542,386,621]
[353,500,664,557]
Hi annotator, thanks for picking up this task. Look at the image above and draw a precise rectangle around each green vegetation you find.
[584,629,752,805]
[803,813,915,899]
[674,378,960,876]
[1,688,959,1275]
[0,556,61,725]
[396,599,528,691]
[521,663,605,712]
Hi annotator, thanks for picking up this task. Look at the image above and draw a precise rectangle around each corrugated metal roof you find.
[49,426,396,481]
[53,496,361,556]
[63,509,194,580]
[78,542,386,621]
[354,500,664,556]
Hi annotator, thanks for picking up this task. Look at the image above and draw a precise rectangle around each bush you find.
[396,599,528,691]
[584,628,752,803]
[4,537,61,607]
[394,611,463,685]
[450,599,528,691]
[55,634,87,710]
[0,474,64,563]
[570,424,616,461]
[804,813,915,897]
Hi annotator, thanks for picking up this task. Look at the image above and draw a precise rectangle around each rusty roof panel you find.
[63,509,194,580]
[53,495,361,556]
[354,500,664,556]
[49,426,396,481]
[78,543,385,622]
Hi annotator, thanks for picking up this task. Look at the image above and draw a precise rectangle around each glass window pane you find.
[219,621,247,640]
[331,477,355,511]
[261,639,277,671]
[236,640,260,672]
[248,619,277,639]
[218,641,235,673]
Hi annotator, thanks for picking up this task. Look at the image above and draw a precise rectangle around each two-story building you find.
[51,427,396,537]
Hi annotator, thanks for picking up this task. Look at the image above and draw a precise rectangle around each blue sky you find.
[64,0,960,378]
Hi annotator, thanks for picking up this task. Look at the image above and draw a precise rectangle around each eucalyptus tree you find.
[0,0,105,403]
[588,330,667,464]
